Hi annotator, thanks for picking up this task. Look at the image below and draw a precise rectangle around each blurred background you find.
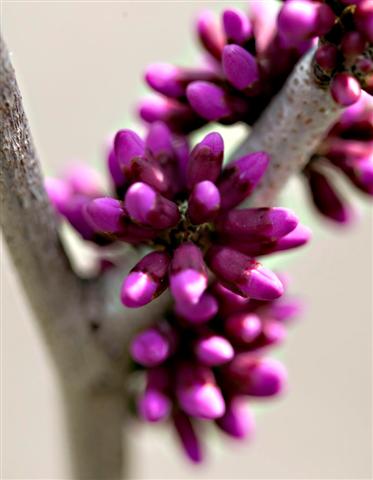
[1,2,372,479]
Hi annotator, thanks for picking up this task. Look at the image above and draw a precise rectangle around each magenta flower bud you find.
[145,121,174,159]
[186,81,232,121]
[273,224,312,252]
[355,0,373,43]
[197,10,226,60]
[45,177,72,215]
[121,272,158,308]
[331,74,361,107]
[223,8,252,45]
[130,328,170,367]
[175,293,218,324]
[114,129,145,169]
[338,91,372,128]
[171,270,207,306]
[107,148,126,190]
[344,156,373,195]
[278,0,320,42]
[218,152,270,210]
[194,335,234,366]
[125,182,180,229]
[176,364,225,419]
[65,164,103,197]
[212,282,249,314]
[341,32,367,57]
[216,398,255,439]
[315,44,338,73]
[173,411,202,463]
[250,0,280,53]
[255,320,287,349]
[188,181,221,224]
[138,389,171,422]
[207,246,284,300]
[84,197,124,234]
[170,244,208,305]
[187,132,224,188]
[145,63,185,98]
[222,45,259,91]
[316,4,335,36]
[266,298,304,323]
[224,355,287,397]
[138,96,174,123]
[62,196,99,242]
[308,169,351,223]
[215,207,298,242]
[225,313,262,344]
[121,251,170,307]
[139,96,202,134]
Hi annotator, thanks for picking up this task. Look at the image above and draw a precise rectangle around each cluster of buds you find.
[45,164,112,245]
[140,0,373,134]
[311,0,373,105]
[304,90,373,222]
[140,1,318,133]
[44,0,372,464]
[129,277,302,461]
[80,124,309,310]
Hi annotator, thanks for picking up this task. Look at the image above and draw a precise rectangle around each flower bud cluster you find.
[129,277,302,461]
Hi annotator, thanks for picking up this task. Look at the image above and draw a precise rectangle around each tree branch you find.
[0,35,127,479]
[233,50,343,207]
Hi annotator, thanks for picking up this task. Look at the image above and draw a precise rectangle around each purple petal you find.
[107,148,126,189]
[187,81,232,121]
[277,0,320,43]
[145,63,185,98]
[222,45,259,91]
[173,411,203,463]
[114,129,145,169]
[45,177,72,215]
[177,364,225,419]
[65,165,103,197]
[308,168,352,223]
[225,313,262,344]
[125,182,180,229]
[355,1,373,43]
[224,355,287,397]
[223,8,252,45]
[216,398,255,439]
[138,389,171,422]
[218,152,270,210]
[121,271,158,308]
[207,246,284,300]
[121,251,170,307]
[194,335,234,366]
[197,10,226,60]
[215,207,299,242]
[331,74,361,107]
[145,121,174,159]
[187,132,224,188]
[274,224,312,251]
[170,269,207,306]
[188,180,221,224]
[175,293,218,324]
[84,197,124,233]
[130,328,170,367]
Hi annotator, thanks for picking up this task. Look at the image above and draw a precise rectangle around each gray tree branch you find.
[233,50,343,207]
[0,35,126,479]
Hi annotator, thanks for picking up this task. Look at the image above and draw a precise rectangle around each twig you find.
[232,50,343,207]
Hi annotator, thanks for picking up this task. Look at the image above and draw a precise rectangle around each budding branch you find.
[0,36,343,479]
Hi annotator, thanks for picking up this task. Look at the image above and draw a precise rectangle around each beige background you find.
[1,2,372,479]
